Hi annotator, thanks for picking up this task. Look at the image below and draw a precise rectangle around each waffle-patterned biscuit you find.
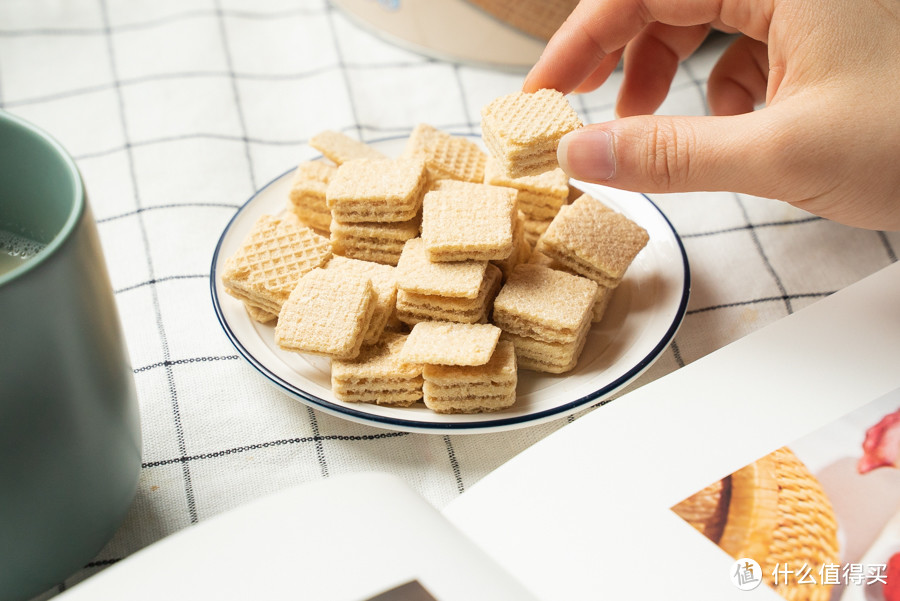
[396,264,501,325]
[421,186,517,262]
[536,195,649,288]
[493,264,597,342]
[274,267,375,360]
[481,89,582,177]
[324,255,397,344]
[331,332,423,406]
[310,130,386,165]
[405,123,487,183]
[396,238,488,299]
[221,214,332,314]
[400,322,501,366]
[287,161,334,232]
[326,156,427,223]
[422,340,517,414]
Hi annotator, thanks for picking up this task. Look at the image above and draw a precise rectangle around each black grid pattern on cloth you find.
[2,1,897,598]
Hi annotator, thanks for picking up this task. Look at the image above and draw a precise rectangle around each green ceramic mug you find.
[0,111,141,600]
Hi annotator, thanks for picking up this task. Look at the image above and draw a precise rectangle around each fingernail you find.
[558,128,616,181]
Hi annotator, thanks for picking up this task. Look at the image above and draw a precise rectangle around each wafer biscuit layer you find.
[536,195,649,286]
[396,238,488,299]
[310,130,386,165]
[421,187,516,262]
[275,267,375,360]
[401,322,501,366]
[331,332,423,406]
[324,255,397,344]
[396,264,501,325]
[422,340,517,413]
[326,156,427,223]
[493,264,598,336]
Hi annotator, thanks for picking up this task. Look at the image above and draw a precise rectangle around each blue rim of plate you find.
[210,136,690,432]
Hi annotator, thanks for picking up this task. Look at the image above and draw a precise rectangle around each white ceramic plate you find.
[210,136,690,433]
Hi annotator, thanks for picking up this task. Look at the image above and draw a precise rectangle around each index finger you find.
[523,0,769,94]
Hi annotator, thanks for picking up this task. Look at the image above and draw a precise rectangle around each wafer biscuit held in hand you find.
[400,321,501,366]
[481,88,582,178]
[221,214,332,315]
[326,156,427,223]
[536,194,649,289]
[309,130,387,165]
[421,186,517,262]
[331,332,423,406]
[274,267,375,360]
[404,123,487,183]
[422,340,517,414]
[288,161,335,232]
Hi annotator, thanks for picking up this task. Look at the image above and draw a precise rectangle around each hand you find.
[523,0,900,230]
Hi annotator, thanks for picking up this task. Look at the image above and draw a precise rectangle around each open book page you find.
[443,261,900,601]
[56,472,538,601]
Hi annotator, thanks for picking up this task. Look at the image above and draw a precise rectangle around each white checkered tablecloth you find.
[2,0,897,597]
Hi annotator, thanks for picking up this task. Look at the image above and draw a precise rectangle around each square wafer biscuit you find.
[405,123,487,183]
[536,194,649,288]
[326,156,427,223]
[274,267,375,360]
[492,263,597,342]
[310,130,387,165]
[528,251,614,323]
[421,186,516,262]
[288,161,335,232]
[324,255,397,344]
[481,88,582,177]
[400,321,501,366]
[330,216,421,266]
[331,332,423,406]
[221,214,332,314]
[395,264,501,325]
[396,238,487,299]
[422,340,517,413]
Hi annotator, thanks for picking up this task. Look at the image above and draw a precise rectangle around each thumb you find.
[557,112,788,196]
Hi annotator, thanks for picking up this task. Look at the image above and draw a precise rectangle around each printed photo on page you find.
[670,386,900,601]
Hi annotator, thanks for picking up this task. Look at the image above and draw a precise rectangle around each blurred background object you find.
[330,0,578,71]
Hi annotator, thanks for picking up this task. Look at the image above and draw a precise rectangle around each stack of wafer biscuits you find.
[330,332,423,406]
[528,250,613,323]
[399,322,516,414]
[288,161,335,233]
[326,155,427,265]
[535,194,649,298]
[394,238,501,325]
[221,213,332,323]
[404,123,488,184]
[492,263,598,373]
[480,88,582,178]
